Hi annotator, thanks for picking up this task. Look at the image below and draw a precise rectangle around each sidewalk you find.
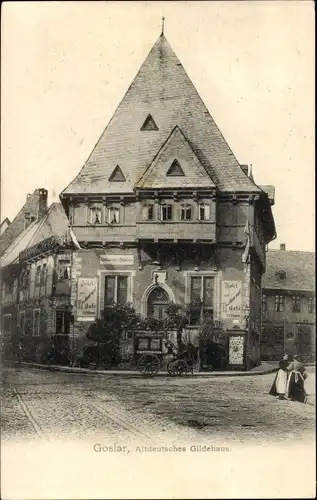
[20,361,278,377]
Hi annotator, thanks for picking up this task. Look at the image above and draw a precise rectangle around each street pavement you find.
[1,365,315,445]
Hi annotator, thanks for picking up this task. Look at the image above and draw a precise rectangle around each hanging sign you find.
[221,281,243,320]
[77,278,98,317]
[100,254,134,266]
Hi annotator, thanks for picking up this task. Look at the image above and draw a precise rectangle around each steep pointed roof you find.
[136,126,215,189]
[62,35,261,196]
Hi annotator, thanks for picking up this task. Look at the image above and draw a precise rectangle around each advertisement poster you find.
[77,278,98,318]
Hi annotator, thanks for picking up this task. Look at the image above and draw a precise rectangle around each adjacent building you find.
[261,245,315,362]
[0,197,76,362]
[59,33,276,369]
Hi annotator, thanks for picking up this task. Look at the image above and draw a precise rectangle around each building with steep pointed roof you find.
[261,244,315,362]
[60,31,276,369]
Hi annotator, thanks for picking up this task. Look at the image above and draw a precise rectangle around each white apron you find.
[275,369,288,394]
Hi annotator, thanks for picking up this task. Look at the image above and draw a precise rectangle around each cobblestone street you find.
[1,366,315,445]
[1,366,315,499]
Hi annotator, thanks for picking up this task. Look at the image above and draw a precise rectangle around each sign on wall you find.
[100,254,134,267]
[77,278,98,318]
[221,281,243,321]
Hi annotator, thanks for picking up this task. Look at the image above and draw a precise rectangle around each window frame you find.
[275,294,285,312]
[35,265,41,286]
[104,274,129,306]
[55,309,70,335]
[33,309,41,337]
[57,259,71,281]
[108,206,120,224]
[273,325,284,346]
[292,295,301,313]
[89,206,102,225]
[198,203,211,221]
[180,203,192,221]
[142,203,154,221]
[308,297,315,314]
[160,203,173,221]
[189,275,215,324]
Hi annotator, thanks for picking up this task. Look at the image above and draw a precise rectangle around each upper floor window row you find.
[89,206,120,225]
[142,203,211,222]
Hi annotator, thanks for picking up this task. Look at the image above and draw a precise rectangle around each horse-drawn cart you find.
[134,332,197,376]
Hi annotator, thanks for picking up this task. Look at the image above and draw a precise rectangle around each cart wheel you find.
[137,354,160,376]
[168,359,188,376]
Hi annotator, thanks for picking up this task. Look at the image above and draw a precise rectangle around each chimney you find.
[38,188,48,218]
[280,243,286,251]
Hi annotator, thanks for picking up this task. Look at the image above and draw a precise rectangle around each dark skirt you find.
[287,371,307,403]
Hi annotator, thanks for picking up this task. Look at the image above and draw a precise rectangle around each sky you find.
[1,1,315,251]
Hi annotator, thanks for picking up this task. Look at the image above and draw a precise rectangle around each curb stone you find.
[18,362,279,377]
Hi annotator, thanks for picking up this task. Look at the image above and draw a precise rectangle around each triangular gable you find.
[61,35,261,195]
[140,114,159,131]
[109,165,126,182]
[166,159,185,177]
[136,126,215,189]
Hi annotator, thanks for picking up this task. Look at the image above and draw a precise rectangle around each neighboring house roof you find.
[259,185,275,204]
[263,250,315,292]
[62,34,261,196]
[0,203,69,268]
[136,126,215,189]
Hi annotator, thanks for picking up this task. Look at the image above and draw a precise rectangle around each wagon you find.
[134,333,196,376]
[134,332,164,376]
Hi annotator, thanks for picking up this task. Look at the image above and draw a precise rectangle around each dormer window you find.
[276,270,286,281]
[140,114,159,131]
[108,207,120,224]
[89,206,102,225]
[166,159,185,176]
[109,165,126,182]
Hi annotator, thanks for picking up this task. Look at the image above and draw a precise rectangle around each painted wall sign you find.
[221,281,243,320]
[100,254,134,266]
[77,278,98,317]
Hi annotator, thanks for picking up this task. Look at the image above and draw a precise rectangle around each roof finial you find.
[161,16,165,36]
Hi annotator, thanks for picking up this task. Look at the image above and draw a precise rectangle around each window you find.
[308,297,315,314]
[41,263,47,285]
[180,204,192,221]
[166,159,185,176]
[261,326,268,344]
[58,259,71,280]
[35,265,41,286]
[104,275,128,305]
[273,326,284,345]
[4,280,13,296]
[19,312,25,336]
[199,203,210,221]
[55,310,70,334]
[3,314,11,337]
[108,207,120,224]
[160,204,172,221]
[261,294,267,312]
[292,296,301,313]
[189,275,214,324]
[33,310,40,336]
[140,114,159,131]
[142,204,154,221]
[275,295,284,312]
[89,206,102,225]
[109,165,126,182]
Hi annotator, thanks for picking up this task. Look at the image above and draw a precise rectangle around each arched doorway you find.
[147,287,169,320]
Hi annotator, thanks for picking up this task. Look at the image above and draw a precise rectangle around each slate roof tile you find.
[263,250,315,292]
[62,35,261,196]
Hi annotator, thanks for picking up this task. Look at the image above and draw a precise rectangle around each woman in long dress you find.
[286,355,308,403]
[269,354,289,400]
